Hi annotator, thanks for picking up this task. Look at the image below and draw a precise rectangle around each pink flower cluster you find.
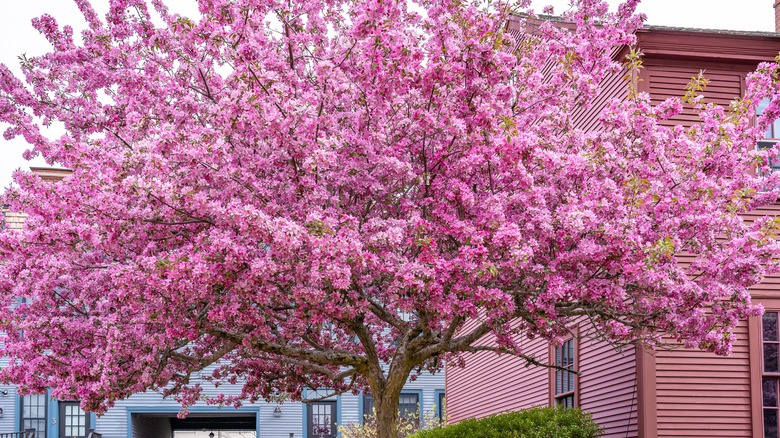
[0,0,776,416]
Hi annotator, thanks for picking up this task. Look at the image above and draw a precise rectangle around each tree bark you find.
[374,391,401,438]
[368,361,411,438]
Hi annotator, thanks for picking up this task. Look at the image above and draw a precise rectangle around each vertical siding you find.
[654,320,752,437]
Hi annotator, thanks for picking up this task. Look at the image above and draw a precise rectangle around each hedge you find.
[408,407,601,438]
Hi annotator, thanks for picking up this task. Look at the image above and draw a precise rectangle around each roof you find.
[641,24,780,39]
[509,13,780,40]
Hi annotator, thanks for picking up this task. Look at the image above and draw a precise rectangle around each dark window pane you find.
[399,393,419,428]
[399,393,418,418]
[437,393,446,422]
[766,378,779,407]
[554,340,577,397]
[555,395,575,409]
[363,394,374,420]
[766,344,780,373]
[765,409,779,438]
[765,313,779,341]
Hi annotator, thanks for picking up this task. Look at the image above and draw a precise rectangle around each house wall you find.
[0,367,443,438]
[653,321,753,437]
[445,329,548,423]
[447,28,780,438]
[88,368,444,438]
[638,57,759,438]
[445,322,638,437]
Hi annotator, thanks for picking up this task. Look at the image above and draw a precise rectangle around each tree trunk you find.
[368,363,411,438]
[374,391,401,438]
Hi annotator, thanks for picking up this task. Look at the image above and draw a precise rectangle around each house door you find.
[58,402,90,438]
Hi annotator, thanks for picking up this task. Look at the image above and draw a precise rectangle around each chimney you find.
[775,0,780,32]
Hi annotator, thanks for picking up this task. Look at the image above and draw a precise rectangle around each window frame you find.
[19,393,47,438]
[549,334,579,408]
[434,389,446,423]
[761,311,780,437]
[58,400,91,438]
[756,98,780,173]
[361,390,422,427]
[306,400,337,438]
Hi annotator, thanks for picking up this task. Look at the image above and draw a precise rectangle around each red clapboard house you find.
[445,6,780,438]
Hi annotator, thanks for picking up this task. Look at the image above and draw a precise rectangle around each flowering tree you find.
[2,0,780,435]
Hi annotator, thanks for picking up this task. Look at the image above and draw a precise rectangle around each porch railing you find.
[0,428,101,438]
[0,429,36,438]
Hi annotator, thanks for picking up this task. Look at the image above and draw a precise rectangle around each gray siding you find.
[0,366,443,438]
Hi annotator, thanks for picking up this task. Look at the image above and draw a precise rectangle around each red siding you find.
[579,339,638,437]
[446,327,638,437]
[746,204,780,302]
[570,66,628,132]
[644,62,744,128]
[654,320,752,437]
[446,29,780,438]
[445,334,548,423]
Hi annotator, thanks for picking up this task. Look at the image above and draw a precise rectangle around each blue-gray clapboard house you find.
[0,363,444,438]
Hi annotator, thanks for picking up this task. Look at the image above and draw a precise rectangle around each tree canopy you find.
[1,0,780,435]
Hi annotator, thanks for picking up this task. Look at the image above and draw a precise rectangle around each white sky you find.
[0,0,776,190]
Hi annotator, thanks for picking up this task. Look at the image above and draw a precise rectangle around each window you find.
[363,393,374,421]
[398,393,420,428]
[20,394,47,438]
[553,338,576,408]
[59,401,90,438]
[763,312,780,437]
[757,99,780,172]
[436,391,446,423]
[362,392,420,426]
[307,401,336,438]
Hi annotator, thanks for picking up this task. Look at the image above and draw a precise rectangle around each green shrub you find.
[407,407,601,438]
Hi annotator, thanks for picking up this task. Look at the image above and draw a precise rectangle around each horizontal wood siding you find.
[445,334,548,424]
[645,63,743,128]
[578,338,637,437]
[655,319,752,437]
[570,66,628,132]
[446,326,637,436]
[745,203,780,302]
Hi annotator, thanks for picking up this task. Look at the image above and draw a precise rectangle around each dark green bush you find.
[408,407,601,438]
